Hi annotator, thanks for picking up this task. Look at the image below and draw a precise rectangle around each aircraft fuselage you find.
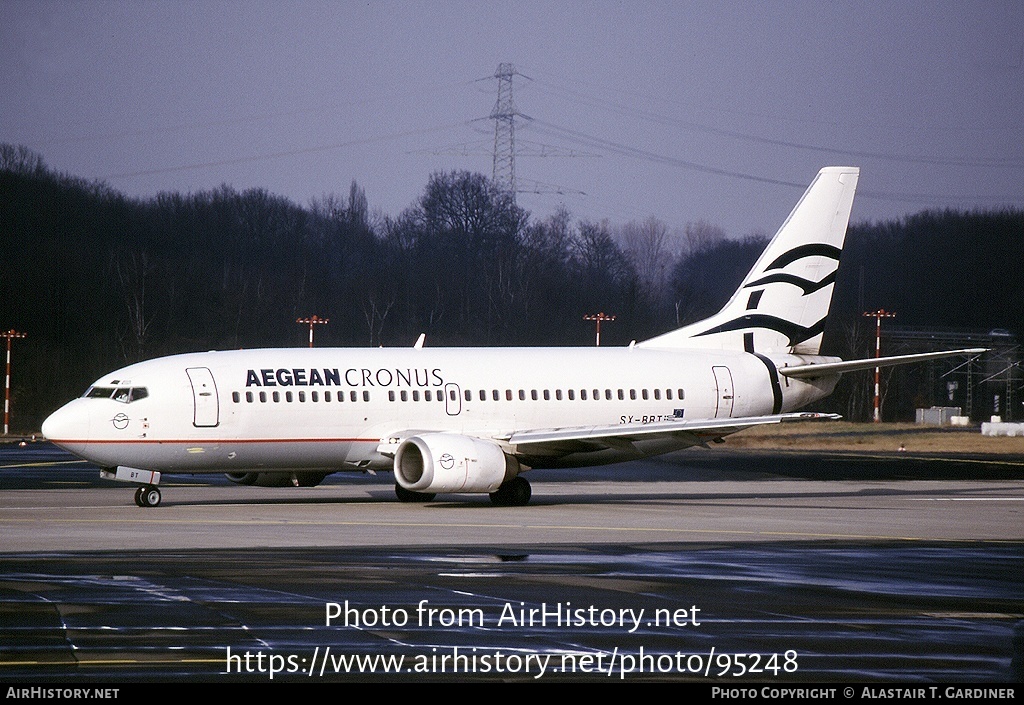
[42,346,839,475]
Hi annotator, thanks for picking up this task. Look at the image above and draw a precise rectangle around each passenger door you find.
[712,366,735,419]
[186,367,220,427]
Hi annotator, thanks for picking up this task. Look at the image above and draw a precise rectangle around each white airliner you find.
[42,167,983,507]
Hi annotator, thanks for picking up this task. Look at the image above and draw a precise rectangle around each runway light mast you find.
[583,312,615,347]
[863,309,896,422]
[297,316,328,348]
[3,329,26,436]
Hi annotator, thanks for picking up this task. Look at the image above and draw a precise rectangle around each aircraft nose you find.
[41,400,91,445]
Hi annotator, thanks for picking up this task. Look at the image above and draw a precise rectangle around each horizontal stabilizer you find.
[779,348,987,379]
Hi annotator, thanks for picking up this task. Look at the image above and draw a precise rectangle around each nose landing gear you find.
[133,485,162,507]
[101,468,164,508]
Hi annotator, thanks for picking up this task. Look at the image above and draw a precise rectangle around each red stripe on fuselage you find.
[47,437,377,445]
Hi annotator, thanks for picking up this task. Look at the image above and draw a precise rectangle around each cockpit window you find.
[84,386,149,403]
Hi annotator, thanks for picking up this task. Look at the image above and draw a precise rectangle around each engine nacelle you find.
[394,433,518,494]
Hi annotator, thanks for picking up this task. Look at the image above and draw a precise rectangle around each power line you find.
[100,122,467,180]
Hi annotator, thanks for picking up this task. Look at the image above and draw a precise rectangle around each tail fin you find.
[640,166,860,354]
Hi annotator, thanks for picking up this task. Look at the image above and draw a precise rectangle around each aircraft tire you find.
[490,477,531,507]
[394,484,436,503]
[138,486,161,508]
[134,487,145,507]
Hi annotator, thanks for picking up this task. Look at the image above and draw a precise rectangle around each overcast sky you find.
[3,0,1022,238]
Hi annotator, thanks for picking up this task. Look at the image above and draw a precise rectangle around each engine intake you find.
[394,434,518,494]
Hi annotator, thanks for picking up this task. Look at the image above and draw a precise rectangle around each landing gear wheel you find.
[489,477,531,507]
[394,484,436,503]
[135,485,161,507]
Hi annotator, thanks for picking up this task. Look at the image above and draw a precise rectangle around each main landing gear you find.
[133,485,161,507]
[392,476,532,506]
[489,477,532,507]
[394,484,436,503]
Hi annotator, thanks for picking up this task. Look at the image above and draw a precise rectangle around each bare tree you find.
[112,249,153,362]
[618,216,675,297]
[682,219,726,258]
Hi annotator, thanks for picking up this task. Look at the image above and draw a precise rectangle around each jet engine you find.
[224,472,329,487]
[394,433,519,494]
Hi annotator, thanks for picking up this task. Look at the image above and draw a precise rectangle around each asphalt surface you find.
[1,443,1022,683]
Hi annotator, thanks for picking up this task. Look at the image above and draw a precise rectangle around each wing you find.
[500,412,839,458]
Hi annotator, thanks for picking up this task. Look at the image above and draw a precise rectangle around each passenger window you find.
[259,392,267,403]
[246,391,254,403]
[362,391,369,402]
[492,390,500,401]
[425,390,432,402]
[232,392,240,403]
[555,390,563,401]
[581,389,588,401]
[413,390,420,402]
[506,390,513,401]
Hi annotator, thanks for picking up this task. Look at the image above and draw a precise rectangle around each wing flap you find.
[506,412,839,455]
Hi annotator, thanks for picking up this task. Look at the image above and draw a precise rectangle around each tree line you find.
[2,144,1020,429]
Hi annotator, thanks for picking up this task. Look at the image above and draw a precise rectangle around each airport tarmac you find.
[1,443,1022,683]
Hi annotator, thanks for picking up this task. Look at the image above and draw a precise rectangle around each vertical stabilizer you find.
[640,166,859,354]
